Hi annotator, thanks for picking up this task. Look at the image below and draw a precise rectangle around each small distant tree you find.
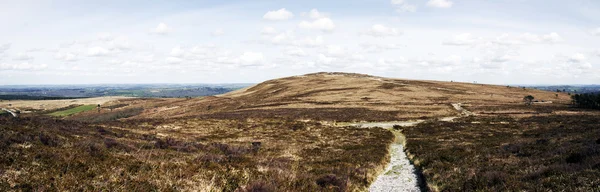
[555,94,559,98]
[523,95,534,106]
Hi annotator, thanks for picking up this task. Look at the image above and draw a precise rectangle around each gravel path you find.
[352,104,473,191]
[369,144,420,192]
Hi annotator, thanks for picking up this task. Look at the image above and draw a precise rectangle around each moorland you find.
[1,72,599,191]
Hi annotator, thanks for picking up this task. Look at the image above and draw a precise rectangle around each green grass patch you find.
[49,105,96,117]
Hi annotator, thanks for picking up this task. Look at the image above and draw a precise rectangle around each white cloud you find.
[490,54,512,63]
[427,0,453,8]
[263,8,294,21]
[150,23,171,35]
[396,4,417,13]
[364,24,402,37]
[13,53,34,61]
[443,33,478,46]
[391,0,417,13]
[390,0,405,5]
[590,27,600,36]
[360,43,404,53]
[325,45,345,57]
[0,62,47,71]
[317,54,336,65]
[97,33,114,41]
[166,57,183,64]
[55,52,78,62]
[303,9,329,19]
[286,47,307,57]
[565,54,592,70]
[239,52,265,66]
[569,53,586,63]
[107,37,131,51]
[211,28,225,36]
[170,46,185,57]
[0,43,11,54]
[261,27,278,35]
[296,36,325,47]
[298,18,335,32]
[87,47,110,57]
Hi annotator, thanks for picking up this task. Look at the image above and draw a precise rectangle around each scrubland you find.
[1,72,596,191]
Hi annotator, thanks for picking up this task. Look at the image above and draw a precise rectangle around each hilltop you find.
[117,72,571,121]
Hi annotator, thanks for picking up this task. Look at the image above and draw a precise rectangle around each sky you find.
[1,0,599,85]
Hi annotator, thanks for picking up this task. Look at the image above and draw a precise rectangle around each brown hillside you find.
[112,72,570,122]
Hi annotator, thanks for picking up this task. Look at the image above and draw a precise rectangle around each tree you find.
[523,95,534,106]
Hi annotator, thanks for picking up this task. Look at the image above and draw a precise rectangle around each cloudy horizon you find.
[1,0,599,85]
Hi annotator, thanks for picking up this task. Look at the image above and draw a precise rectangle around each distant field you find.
[0,96,129,111]
[49,105,96,117]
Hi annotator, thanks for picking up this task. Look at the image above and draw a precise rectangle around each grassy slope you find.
[49,105,96,117]
[0,116,393,191]
[403,105,600,191]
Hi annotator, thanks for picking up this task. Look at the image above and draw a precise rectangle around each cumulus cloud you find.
[97,33,114,41]
[55,52,78,62]
[107,36,131,51]
[325,45,345,57]
[590,27,600,36]
[427,0,453,8]
[150,23,171,35]
[391,0,417,13]
[87,47,110,57]
[239,52,265,66]
[211,28,225,36]
[303,9,329,19]
[263,30,325,47]
[170,46,185,57]
[286,47,307,57]
[0,43,11,54]
[569,53,586,63]
[298,18,335,32]
[0,62,47,71]
[443,33,478,46]
[360,43,403,53]
[166,57,183,64]
[565,53,592,70]
[317,54,336,65]
[261,27,278,35]
[263,8,294,21]
[296,36,325,47]
[364,24,402,37]
[13,53,34,61]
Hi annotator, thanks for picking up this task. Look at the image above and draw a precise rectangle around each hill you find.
[3,72,597,192]
[126,72,570,121]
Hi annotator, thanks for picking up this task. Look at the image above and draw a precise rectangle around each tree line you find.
[571,92,600,109]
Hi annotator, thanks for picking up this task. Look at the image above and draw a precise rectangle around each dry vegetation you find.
[0,115,393,191]
[1,72,595,191]
[403,104,600,191]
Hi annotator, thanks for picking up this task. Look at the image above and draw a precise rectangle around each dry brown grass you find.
[0,96,130,111]
[124,72,570,122]
[3,72,586,191]
[0,116,393,191]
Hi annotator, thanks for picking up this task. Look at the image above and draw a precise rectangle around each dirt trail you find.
[349,120,421,192]
[451,103,474,116]
[353,103,474,191]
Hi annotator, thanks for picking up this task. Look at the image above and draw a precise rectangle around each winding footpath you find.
[1,108,18,117]
[349,103,473,192]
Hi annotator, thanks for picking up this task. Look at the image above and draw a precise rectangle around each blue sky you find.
[1,0,599,85]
